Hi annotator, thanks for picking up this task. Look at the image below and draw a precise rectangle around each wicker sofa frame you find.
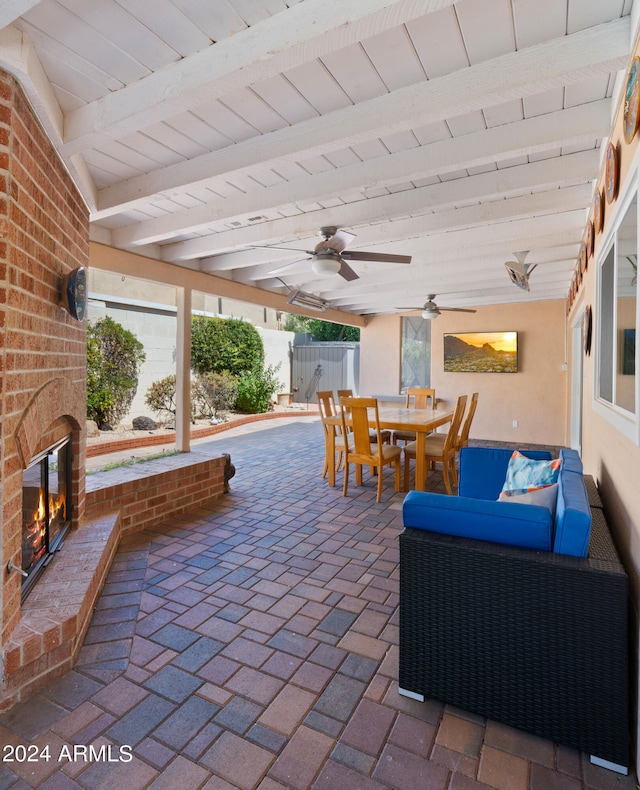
[398,476,630,772]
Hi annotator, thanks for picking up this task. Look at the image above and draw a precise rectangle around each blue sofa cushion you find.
[403,490,553,551]
[459,447,553,501]
[554,468,591,557]
[559,447,583,475]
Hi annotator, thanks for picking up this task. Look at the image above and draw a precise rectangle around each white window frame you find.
[593,159,640,446]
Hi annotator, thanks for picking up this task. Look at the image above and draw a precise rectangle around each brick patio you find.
[0,416,635,790]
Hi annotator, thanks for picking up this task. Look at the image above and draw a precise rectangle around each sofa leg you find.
[398,687,425,702]
[589,755,628,775]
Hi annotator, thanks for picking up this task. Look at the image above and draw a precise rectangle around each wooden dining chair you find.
[403,394,467,495]
[317,390,351,480]
[457,392,479,450]
[338,389,391,444]
[407,387,436,409]
[392,387,437,445]
[339,396,402,503]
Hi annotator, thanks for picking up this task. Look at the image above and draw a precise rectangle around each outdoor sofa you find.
[398,446,630,773]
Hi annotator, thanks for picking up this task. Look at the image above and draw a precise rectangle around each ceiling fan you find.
[397,295,477,320]
[505,250,537,291]
[256,226,412,282]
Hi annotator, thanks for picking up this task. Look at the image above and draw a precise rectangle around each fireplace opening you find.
[21,435,72,601]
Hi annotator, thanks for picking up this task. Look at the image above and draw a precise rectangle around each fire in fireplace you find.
[21,436,72,600]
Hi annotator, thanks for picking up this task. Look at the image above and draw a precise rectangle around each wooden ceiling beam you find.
[93,17,628,219]
[63,0,452,155]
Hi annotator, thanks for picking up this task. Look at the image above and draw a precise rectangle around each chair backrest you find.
[458,392,479,449]
[317,390,337,421]
[340,396,382,460]
[443,395,468,454]
[337,389,353,399]
[405,387,436,410]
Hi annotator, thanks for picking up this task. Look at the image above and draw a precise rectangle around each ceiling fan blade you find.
[396,306,424,311]
[338,259,359,281]
[269,257,311,275]
[439,307,477,313]
[323,230,356,253]
[251,244,312,254]
[342,251,412,264]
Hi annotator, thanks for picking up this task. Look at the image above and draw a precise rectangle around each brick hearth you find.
[1,512,120,710]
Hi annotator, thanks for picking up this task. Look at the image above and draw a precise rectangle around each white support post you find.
[175,286,192,452]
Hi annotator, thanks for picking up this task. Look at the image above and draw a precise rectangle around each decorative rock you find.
[132,415,157,431]
[86,420,100,438]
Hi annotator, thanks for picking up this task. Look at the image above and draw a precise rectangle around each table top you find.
[325,406,453,433]
[377,406,453,432]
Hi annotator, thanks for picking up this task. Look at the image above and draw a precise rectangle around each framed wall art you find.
[624,56,640,144]
[443,331,518,373]
[606,142,619,204]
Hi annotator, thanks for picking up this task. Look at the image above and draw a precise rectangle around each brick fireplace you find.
[0,71,89,707]
[0,71,230,710]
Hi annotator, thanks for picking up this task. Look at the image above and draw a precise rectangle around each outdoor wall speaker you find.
[60,265,87,321]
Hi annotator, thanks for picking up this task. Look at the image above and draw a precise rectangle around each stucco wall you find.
[361,299,568,446]
[569,23,640,772]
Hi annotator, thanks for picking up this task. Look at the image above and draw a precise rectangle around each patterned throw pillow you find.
[500,451,561,497]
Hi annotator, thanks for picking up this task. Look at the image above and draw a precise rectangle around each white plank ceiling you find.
[0,0,635,317]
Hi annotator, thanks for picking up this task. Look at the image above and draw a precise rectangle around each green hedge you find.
[191,315,264,375]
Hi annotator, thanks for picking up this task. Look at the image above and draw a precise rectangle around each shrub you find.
[192,372,238,418]
[86,334,113,425]
[191,315,264,375]
[236,362,283,414]
[86,316,146,427]
[146,373,238,422]
[145,375,178,420]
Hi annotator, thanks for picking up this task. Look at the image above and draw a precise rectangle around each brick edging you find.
[86,409,319,458]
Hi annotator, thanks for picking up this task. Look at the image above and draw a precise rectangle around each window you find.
[401,317,431,392]
[596,187,639,441]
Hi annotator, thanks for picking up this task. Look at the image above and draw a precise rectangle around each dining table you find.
[324,405,454,492]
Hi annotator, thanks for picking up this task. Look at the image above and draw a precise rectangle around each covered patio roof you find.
[1,0,633,317]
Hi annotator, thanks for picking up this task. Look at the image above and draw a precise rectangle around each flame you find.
[31,489,66,527]
[33,489,46,525]
[50,492,65,522]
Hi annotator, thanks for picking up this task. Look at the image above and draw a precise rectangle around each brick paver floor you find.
[0,416,635,789]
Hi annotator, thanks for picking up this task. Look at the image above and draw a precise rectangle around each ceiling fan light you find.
[311,255,341,276]
[421,308,439,319]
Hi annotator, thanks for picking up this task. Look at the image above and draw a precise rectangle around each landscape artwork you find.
[444,331,518,373]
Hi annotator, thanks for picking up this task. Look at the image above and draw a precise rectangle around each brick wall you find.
[0,71,89,650]
[85,454,228,536]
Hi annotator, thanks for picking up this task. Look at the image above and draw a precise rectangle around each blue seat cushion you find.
[403,490,553,551]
